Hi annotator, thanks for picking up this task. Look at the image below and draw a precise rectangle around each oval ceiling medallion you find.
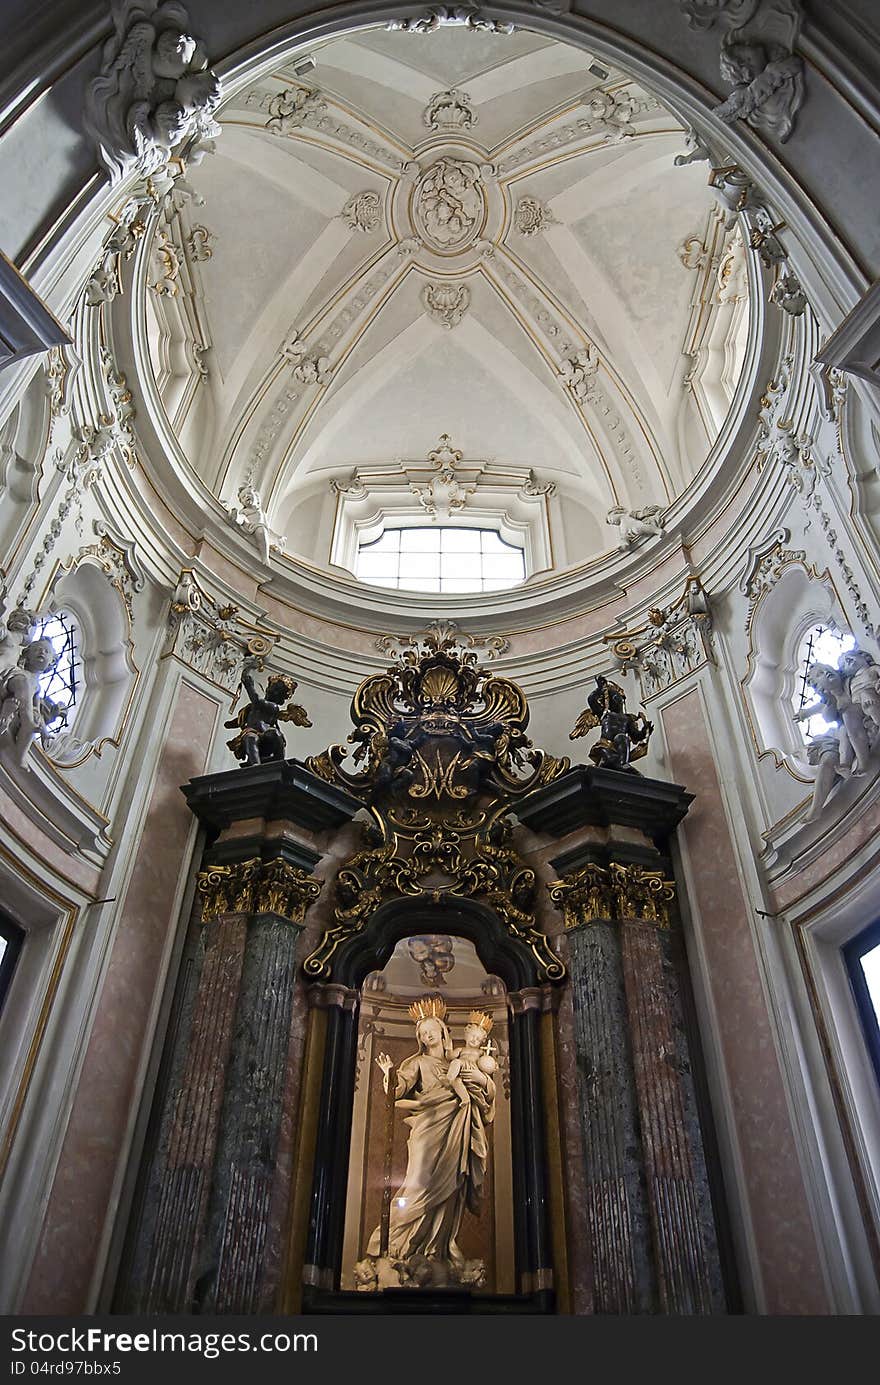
[412,157,487,252]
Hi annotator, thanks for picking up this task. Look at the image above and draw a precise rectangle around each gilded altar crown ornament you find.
[304,629,569,983]
[467,1010,493,1033]
[409,995,448,1023]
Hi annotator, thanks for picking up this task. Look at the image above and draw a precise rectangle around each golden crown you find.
[408,996,448,1023]
[467,1010,493,1033]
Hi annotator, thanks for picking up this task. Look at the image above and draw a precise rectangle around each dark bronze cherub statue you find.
[570,675,653,772]
[225,657,311,766]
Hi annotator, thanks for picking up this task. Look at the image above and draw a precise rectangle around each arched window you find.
[355,526,526,593]
[31,610,79,724]
[791,624,855,741]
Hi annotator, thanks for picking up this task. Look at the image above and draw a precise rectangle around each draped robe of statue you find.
[366,1048,496,1270]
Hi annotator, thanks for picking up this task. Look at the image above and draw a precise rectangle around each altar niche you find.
[342,936,513,1295]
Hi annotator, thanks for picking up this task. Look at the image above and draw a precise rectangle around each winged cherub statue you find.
[606,505,666,548]
[570,675,653,772]
[85,1,221,183]
[225,658,311,766]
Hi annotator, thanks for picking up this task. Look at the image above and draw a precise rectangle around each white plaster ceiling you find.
[146,25,747,571]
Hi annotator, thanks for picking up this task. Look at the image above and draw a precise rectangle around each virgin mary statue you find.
[365,996,496,1283]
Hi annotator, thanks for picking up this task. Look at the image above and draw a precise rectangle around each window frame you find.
[354,523,527,594]
[0,911,24,1016]
[843,918,880,1089]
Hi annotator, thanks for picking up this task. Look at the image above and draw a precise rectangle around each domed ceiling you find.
[143,24,750,580]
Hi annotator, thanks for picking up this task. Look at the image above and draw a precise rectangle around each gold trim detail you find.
[197,857,320,924]
[549,863,676,930]
[304,627,569,981]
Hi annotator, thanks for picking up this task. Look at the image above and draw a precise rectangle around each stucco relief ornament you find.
[422,282,470,329]
[678,0,805,143]
[423,89,477,132]
[225,485,286,565]
[583,89,638,143]
[558,345,599,403]
[768,268,807,316]
[514,197,558,237]
[264,85,326,136]
[388,6,515,34]
[341,190,382,234]
[606,505,666,547]
[413,159,486,252]
[85,1,222,184]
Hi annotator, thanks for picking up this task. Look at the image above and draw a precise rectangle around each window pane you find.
[357,553,399,579]
[442,578,483,593]
[399,554,441,579]
[399,576,441,592]
[482,553,523,579]
[442,552,481,578]
[482,579,520,591]
[479,530,516,555]
[792,625,856,742]
[862,944,880,1025]
[400,529,439,553]
[440,529,481,553]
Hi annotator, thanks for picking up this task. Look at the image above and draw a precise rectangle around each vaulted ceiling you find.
[144,25,748,572]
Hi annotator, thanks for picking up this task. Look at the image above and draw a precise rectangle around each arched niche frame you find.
[42,528,143,768]
[303,895,556,1311]
[741,543,852,778]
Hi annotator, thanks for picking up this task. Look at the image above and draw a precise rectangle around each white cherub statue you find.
[0,635,66,767]
[839,648,880,731]
[606,505,665,548]
[227,485,286,565]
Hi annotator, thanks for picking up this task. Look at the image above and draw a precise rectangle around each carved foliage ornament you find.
[304,627,569,981]
[550,862,677,929]
[341,190,382,234]
[422,282,470,329]
[85,1,222,183]
[165,570,275,691]
[198,857,320,923]
[388,6,515,34]
[265,85,326,135]
[423,89,476,131]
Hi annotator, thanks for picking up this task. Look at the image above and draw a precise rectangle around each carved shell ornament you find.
[412,158,487,252]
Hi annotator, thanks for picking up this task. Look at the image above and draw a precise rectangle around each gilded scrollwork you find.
[549,862,677,929]
[197,856,321,923]
[304,628,569,981]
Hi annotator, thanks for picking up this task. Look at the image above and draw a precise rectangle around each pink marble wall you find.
[772,799,880,913]
[663,689,829,1314]
[22,682,219,1313]
[0,783,101,896]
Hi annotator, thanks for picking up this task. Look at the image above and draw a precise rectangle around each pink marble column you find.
[662,688,829,1314]
[23,683,218,1313]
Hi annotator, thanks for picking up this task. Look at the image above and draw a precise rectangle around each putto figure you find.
[85,1,222,183]
[606,505,666,548]
[0,635,65,768]
[793,641,880,819]
[570,674,653,772]
[226,485,286,566]
[225,657,311,766]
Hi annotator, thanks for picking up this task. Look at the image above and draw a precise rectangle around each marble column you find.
[519,766,728,1315]
[116,760,359,1314]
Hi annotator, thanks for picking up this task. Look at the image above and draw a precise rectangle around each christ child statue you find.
[446,1010,496,1105]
